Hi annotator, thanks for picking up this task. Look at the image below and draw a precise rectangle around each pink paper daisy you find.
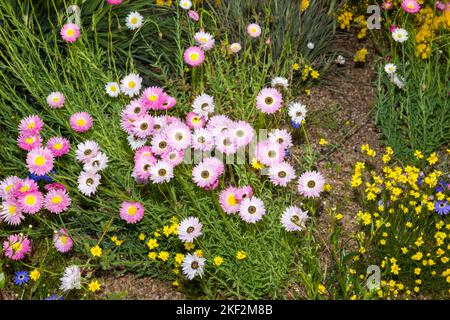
[401,0,420,13]
[47,92,65,109]
[203,157,224,176]
[184,46,205,67]
[166,122,192,151]
[69,112,93,133]
[162,149,185,167]
[18,190,43,214]
[230,43,242,53]
[3,234,31,260]
[53,228,74,253]
[231,121,254,147]
[75,140,99,163]
[17,132,42,151]
[236,185,253,201]
[26,147,54,176]
[269,129,293,149]
[119,201,144,224]
[12,178,39,197]
[256,141,284,166]
[188,10,199,21]
[0,176,21,200]
[44,189,71,214]
[140,86,165,110]
[191,128,214,152]
[134,146,157,164]
[215,133,238,155]
[60,23,80,43]
[239,197,266,224]
[268,162,296,187]
[256,88,283,114]
[46,137,70,157]
[281,206,309,232]
[107,0,123,4]
[151,133,170,156]
[0,200,25,226]
[297,171,325,198]
[132,115,155,139]
[178,216,203,243]
[186,112,206,129]
[160,96,177,111]
[44,183,66,192]
[192,162,218,189]
[18,115,44,135]
[219,186,240,214]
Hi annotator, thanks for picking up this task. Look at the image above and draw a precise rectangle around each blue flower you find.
[14,271,30,286]
[290,120,301,129]
[44,294,64,300]
[435,179,447,193]
[284,148,291,158]
[417,172,424,187]
[434,201,450,215]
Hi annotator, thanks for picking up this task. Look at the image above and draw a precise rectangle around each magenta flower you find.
[60,23,80,43]
[119,201,144,224]
[183,46,205,67]
[3,234,31,260]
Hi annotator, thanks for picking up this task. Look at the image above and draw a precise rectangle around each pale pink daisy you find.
[256,88,283,114]
[53,228,74,253]
[281,206,309,232]
[17,190,43,214]
[401,0,420,13]
[162,149,185,167]
[186,112,206,129]
[134,146,156,163]
[3,234,31,260]
[26,147,54,176]
[192,162,218,189]
[134,157,154,181]
[192,93,214,116]
[160,96,177,111]
[149,160,174,184]
[194,31,215,51]
[44,189,71,214]
[191,128,214,152]
[75,140,99,163]
[44,183,66,192]
[166,123,192,151]
[13,178,39,196]
[268,162,296,187]
[151,133,170,156]
[17,132,42,151]
[107,0,123,4]
[219,186,240,214]
[47,92,65,109]
[69,112,93,133]
[247,23,262,38]
[120,73,143,97]
[256,141,284,166]
[0,176,21,200]
[239,197,266,224]
[178,216,203,243]
[269,129,293,149]
[203,156,224,176]
[60,23,80,43]
[132,115,154,139]
[18,115,44,134]
[119,201,144,224]
[46,137,70,157]
[0,201,25,226]
[184,46,205,67]
[230,121,254,147]
[230,43,242,53]
[215,133,238,155]
[297,171,325,198]
[236,185,253,201]
[182,253,205,280]
[77,171,101,197]
[152,116,168,133]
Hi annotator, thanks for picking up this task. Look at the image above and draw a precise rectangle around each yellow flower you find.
[319,138,328,146]
[427,152,438,165]
[310,70,320,79]
[158,251,170,261]
[414,150,424,159]
[147,238,159,250]
[293,63,300,71]
[194,249,203,257]
[441,256,449,263]
[148,251,157,260]
[391,264,400,275]
[214,256,224,266]
[172,280,179,287]
[401,247,408,254]
[335,213,343,220]
[305,89,311,95]
[300,0,310,12]
[138,233,145,241]
[175,253,185,265]
[236,250,247,260]
[184,242,195,251]
[30,269,40,281]
[90,245,102,258]
[414,267,421,275]
[251,158,264,170]
[88,280,101,293]
[318,284,326,295]
[163,225,172,237]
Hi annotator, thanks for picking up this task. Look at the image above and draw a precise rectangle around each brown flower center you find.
[278,171,286,178]
[265,96,274,105]
[158,169,167,176]
[248,206,257,214]
[307,180,316,188]
[201,170,210,179]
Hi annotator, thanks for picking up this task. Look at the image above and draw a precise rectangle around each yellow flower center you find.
[76,118,86,126]
[250,27,257,33]
[34,155,46,166]
[128,81,136,88]
[227,194,237,206]
[8,205,16,215]
[5,184,13,192]
[20,186,30,192]
[110,85,116,92]
[127,206,137,216]
[12,242,23,252]
[131,17,138,24]
[148,95,158,102]
[52,96,60,102]
[53,143,63,150]
[407,4,414,9]
[192,116,201,124]
[25,195,36,206]
[190,53,199,61]
[60,236,68,244]
[67,28,75,37]
[25,137,35,144]
[51,196,63,204]
[27,122,35,129]
[200,37,207,43]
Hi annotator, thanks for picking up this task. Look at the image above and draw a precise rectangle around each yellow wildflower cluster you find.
[155,0,173,6]
[353,15,368,39]
[353,48,368,62]
[361,144,377,157]
[415,6,450,59]
[300,0,310,12]
[337,9,353,31]
[301,64,320,81]
[351,146,450,298]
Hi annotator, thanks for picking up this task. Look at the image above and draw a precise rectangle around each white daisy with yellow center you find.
[126,11,143,30]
